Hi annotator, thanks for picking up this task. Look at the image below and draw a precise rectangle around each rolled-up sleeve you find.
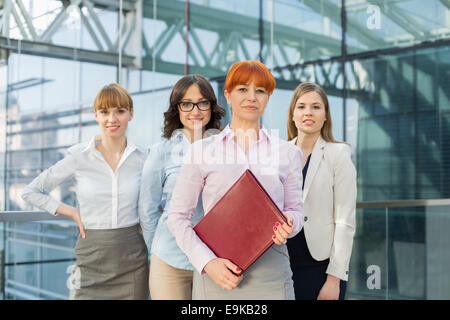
[21,151,77,215]
[283,147,304,238]
[167,146,217,274]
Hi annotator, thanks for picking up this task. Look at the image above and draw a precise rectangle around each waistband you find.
[79,224,142,245]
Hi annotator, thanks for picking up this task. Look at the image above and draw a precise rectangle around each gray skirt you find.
[71,224,149,300]
[192,244,294,300]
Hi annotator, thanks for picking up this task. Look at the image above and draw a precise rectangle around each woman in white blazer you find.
[286,82,356,300]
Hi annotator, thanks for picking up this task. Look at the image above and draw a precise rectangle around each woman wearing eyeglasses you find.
[138,74,225,299]
[167,61,303,299]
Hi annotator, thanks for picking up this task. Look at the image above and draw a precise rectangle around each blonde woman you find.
[22,84,149,299]
[286,82,356,300]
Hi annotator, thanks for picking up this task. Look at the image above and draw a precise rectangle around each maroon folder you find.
[193,169,287,272]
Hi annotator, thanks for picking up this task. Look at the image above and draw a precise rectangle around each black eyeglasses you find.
[178,100,212,112]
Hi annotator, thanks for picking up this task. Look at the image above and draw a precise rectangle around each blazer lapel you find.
[302,136,326,202]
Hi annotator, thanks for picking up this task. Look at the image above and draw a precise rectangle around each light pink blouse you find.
[167,125,304,274]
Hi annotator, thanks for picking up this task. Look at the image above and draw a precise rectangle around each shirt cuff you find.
[45,198,62,216]
[326,261,349,281]
[190,243,218,275]
[286,210,303,239]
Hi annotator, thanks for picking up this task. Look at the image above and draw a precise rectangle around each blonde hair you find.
[93,83,133,112]
[287,82,340,143]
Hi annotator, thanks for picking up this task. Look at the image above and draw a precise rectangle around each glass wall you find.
[0,0,449,299]
[349,204,450,300]
[351,45,450,202]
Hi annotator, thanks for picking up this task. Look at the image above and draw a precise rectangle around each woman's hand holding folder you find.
[204,258,243,290]
[272,213,294,245]
[201,212,293,291]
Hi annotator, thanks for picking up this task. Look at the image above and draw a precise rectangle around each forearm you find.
[167,210,217,274]
[55,203,78,218]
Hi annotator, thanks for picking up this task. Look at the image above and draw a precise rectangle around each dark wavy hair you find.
[163,74,225,139]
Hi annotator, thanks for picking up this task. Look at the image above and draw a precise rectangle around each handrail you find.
[356,198,450,209]
[0,211,70,222]
[1,199,450,222]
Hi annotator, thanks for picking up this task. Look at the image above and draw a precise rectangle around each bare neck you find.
[229,119,261,140]
[296,132,320,155]
[97,134,127,155]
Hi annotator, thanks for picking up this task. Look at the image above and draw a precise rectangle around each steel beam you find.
[0,36,135,66]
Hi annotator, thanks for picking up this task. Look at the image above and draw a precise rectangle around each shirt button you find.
[304,216,308,222]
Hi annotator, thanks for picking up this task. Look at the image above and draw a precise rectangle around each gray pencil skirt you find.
[71,224,149,300]
[192,244,294,300]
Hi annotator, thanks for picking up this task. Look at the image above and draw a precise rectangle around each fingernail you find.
[276,222,280,227]
[236,267,241,272]
[273,226,277,231]
[272,235,276,240]
[280,221,284,225]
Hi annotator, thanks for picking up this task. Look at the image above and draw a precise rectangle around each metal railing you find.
[2,198,449,223]
[356,198,450,209]
[0,211,70,222]
[1,199,450,300]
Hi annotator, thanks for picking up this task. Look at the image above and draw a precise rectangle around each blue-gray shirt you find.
[138,130,204,270]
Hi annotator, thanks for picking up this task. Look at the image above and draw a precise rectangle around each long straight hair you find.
[287,82,341,143]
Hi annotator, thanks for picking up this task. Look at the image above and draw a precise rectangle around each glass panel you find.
[129,87,175,147]
[262,88,293,140]
[263,0,342,69]
[346,0,450,54]
[261,87,344,142]
[387,207,425,299]
[7,54,43,114]
[348,208,387,300]
[4,220,78,300]
[423,205,450,299]
[348,204,450,300]
[0,221,4,300]
[354,45,450,201]
[0,51,8,211]
[142,0,259,78]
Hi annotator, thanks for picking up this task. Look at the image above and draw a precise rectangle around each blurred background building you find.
[0,0,449,299]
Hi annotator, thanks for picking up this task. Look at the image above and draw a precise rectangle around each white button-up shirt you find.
[22,136,148,230]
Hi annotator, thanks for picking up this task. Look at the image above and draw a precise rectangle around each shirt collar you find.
[83,135,137,154]
[219,124,272,143]
[170,129,190,145]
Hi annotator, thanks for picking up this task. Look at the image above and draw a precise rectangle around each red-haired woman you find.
[167,61,303,299]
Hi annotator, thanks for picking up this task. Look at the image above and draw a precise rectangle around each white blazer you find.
[290,136,356,281]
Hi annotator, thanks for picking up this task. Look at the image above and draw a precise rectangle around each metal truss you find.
[141,0,345,78]
[0,0,142,67]
[0,0,448,87]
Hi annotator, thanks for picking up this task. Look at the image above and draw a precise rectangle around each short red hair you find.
[224,60,276,95]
